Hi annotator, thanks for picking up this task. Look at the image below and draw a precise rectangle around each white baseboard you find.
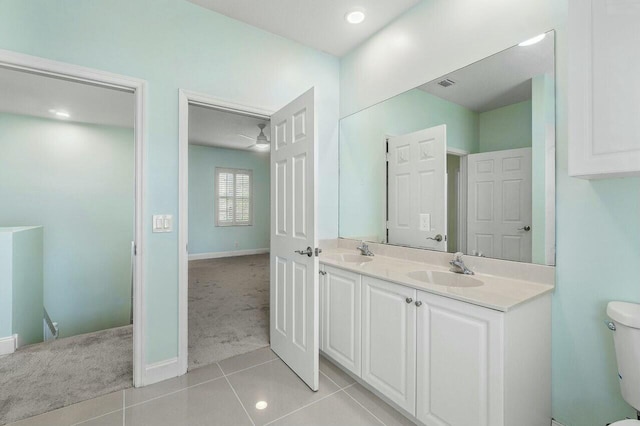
[143,357,179,386]
[552,420,566,426]
[0,334,17,355]
[188,248,269,261]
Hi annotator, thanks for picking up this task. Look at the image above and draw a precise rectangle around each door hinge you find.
[133,244,137,256]
[386,221,390,229]
[385,152,391,162]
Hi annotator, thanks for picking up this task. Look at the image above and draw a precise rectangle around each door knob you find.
[518,226,531,232]
[415,301,423,307]
[426,234,443,242]
[295,246,313,257]
[406,297,413,304]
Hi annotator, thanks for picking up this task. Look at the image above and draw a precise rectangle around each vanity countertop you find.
[320,248,554,312]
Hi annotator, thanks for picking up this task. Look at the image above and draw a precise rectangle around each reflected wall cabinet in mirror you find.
[339,31,556,265]
[569,0,640,178]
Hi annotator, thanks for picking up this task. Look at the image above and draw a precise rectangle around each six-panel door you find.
[362,276,417,413]
[321,265,361,376]
[416,290,504,426]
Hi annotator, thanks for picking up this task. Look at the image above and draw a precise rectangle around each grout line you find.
[319,370,342,389]
[342,388,387,426]
[220,362,256,426]
[122,390,125,426]
[220,356,279,377]
[125,374,227,409]
[263,384,355,426]
[70,407,123,426]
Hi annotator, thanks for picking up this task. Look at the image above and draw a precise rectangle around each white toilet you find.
[607,301,640,425]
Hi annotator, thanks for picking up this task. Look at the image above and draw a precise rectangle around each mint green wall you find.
[0,232,14,338]
[188,145,269,254]
[531,74,554,264]
[339,89,478,241]
[340,2,640,424]
[478,100,532,153]
[0,113,134,338]
[11,226,44,345]
[0,0,340,363]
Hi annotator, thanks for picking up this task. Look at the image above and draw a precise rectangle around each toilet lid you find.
[610,420,640,425]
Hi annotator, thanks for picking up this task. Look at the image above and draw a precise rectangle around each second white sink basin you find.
[406,270,483,287]
[324,253,374,264]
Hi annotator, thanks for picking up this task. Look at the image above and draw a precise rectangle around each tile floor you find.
[7,348,415,426]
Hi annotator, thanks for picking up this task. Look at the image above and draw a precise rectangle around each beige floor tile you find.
[75,411,123,425]
[227,359,339,425]
[344,384,416,426]
[319,355,356,388]
[269,390,382,426]
[218,346,278,375]
[7,391,123,426]
[125,378,251,426]
[125,362,223,406]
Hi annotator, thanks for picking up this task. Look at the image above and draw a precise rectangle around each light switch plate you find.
[153,215,172,233]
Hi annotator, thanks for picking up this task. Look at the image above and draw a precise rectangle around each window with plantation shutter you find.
[215,167,253,226]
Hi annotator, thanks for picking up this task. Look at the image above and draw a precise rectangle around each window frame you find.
[214,167,254,227]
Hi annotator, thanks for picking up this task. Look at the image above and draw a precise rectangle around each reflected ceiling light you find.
[518,33,546,47]
[255,401,268,410]
[49,109,70,118]
[345,9,366,24]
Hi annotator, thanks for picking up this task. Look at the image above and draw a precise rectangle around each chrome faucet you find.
[449,252,474,275]
[356,241,374,256]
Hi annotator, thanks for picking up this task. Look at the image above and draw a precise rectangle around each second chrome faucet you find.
[357,241,374,256]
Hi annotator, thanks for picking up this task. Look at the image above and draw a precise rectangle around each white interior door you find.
[467,147,532,262]
[270,88,319,391]
[388,125,447,250]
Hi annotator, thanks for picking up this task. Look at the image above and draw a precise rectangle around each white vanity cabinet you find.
[320,262,551,426]
[320,265,361,376]
[416,291,503,426]
[361,276,417,414]
[569,0,640,178]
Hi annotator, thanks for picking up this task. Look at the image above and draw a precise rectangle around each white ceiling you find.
[189,104,271,151]
[187,0,420,56]
[0,66,134,128]
[419,32,555,112]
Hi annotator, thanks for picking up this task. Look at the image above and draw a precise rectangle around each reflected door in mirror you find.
[388,125,447,251]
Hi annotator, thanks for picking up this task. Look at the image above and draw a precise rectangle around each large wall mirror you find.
[339,30,555,265]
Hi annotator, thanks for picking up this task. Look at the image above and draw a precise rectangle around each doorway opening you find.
[179,93,273,371]
[0,53,144,424]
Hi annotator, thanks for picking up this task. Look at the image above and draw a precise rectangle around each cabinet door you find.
[569,0,640,178]
[322,265,361,376]
[362,276,416,414]
[416,291,504,426]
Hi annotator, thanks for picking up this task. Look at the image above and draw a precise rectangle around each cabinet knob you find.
[406,297,413,304]
[415,301,423,307]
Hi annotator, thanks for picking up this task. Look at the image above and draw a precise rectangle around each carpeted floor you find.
[0,254,269,424]
[188,254,270,369]
[0,325,132,425]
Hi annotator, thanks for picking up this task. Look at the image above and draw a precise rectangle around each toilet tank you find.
[608,301,640,412]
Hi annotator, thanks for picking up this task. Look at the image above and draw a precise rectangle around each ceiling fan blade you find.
[246,143,256,149]
[237,134,255,141]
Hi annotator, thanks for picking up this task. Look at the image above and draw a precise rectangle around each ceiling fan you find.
[238,123,270,150]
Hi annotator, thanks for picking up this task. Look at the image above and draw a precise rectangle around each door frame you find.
[0,48,148,386]
[177,89,273,375]
[446,147,469,253]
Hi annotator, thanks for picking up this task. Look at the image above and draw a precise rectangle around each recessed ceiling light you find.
[345,9,366,24]
[255,401,268,410]
[518,33,546,47]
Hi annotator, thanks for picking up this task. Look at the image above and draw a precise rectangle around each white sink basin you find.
[324,253,374,264]
[406,270,483,288]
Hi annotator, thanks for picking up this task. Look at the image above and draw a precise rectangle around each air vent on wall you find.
[437,78,456,88]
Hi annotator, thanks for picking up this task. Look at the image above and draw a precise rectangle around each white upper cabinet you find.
[569,0,640,178]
